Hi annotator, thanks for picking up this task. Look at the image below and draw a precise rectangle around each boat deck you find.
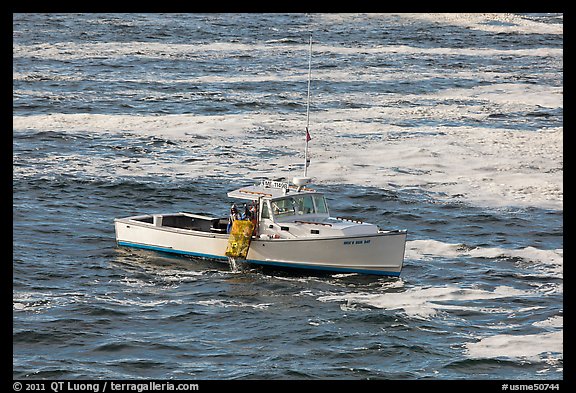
[131,213,228,233]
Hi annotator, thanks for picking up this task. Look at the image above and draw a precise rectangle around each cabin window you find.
[292,195,315,215]
[313,195,328,214]
[261,201,271,219]
[270,194,328,218]
[134,216,154,224]
[271,198,296,217]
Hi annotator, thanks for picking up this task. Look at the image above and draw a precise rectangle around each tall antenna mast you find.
[304,35,312,177]
[293,35,313,191]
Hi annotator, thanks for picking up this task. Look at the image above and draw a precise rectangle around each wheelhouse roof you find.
[227,181,318,201]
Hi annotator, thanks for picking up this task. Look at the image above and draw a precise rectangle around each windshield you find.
[270,194,328,218]
[313,194,328,214]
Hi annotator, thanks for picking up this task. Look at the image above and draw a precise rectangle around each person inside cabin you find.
[241,202,255,219]
[243,202,257,226]
[242,203,250,220]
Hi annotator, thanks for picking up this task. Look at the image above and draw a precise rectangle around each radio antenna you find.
[304,35,312,177]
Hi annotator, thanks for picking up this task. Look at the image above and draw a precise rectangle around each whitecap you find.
[406,239,563,277]
[196,299,272,310]
[317,284,534,320]
[464,331,563,364]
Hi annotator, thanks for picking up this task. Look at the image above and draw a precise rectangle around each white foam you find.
[397,13,563,35]
[435,83,563,109]
[13,291,87,312]
[13,40,562,61]
[406,239,563,278]
[12,110,564,210]
[464,331,563,363]
[196,299,272,310]
[307,125,563,210]
[93,295,182,308]
[406,239,563,265]
[154,269,205,283]
[120,277,156,288]
[13,291,52,312]
[533,315,563,329]
[317,284,534,319]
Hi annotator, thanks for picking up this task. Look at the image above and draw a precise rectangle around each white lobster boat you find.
[114,178,407,276]
[114,37,407,276]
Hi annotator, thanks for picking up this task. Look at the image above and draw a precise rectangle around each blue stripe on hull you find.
[117,241,401,277]
[117,241,229,261]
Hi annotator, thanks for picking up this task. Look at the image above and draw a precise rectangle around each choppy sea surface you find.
[13,13,563,380]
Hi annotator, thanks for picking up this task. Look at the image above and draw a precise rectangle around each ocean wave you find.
[406,239,563,277]
[13,41,563,61]
[464,331,562,364]
[195,299,272,310]
[399,13,563,35]
[317,284,539,320]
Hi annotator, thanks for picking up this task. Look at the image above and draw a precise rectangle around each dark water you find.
[13,13,562,380]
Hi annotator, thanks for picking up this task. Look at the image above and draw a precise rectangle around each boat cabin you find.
[227,179,377,239]
[227,180,328,238]
[229,180,328,216]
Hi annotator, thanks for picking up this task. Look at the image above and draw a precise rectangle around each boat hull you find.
[114,219,406,276]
